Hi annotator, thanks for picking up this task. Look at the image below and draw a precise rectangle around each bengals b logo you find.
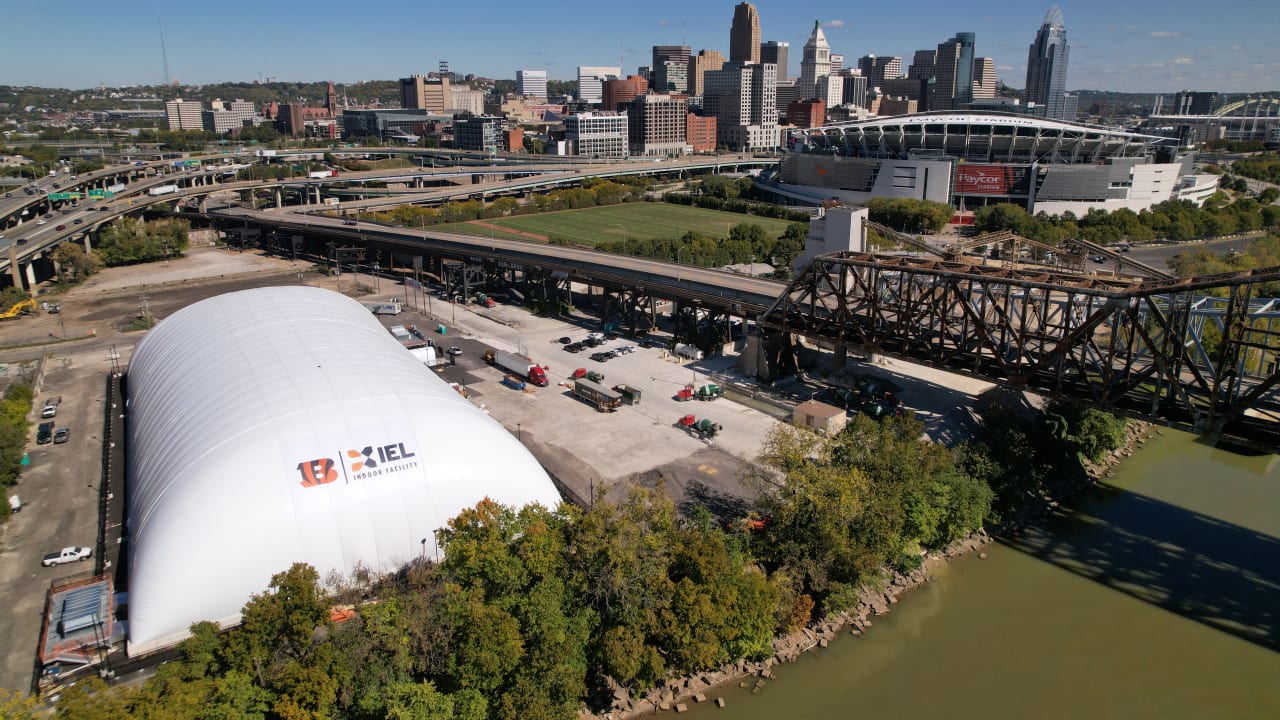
[297,458,338,488]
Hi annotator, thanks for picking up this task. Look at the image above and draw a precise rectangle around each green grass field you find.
[436,203,798,247]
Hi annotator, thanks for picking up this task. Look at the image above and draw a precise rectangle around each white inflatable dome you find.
[125,286,561,654]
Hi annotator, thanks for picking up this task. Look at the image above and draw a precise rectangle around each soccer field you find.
[436,203,798,247]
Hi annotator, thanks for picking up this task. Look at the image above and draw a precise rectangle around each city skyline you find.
[1,0,1276,93]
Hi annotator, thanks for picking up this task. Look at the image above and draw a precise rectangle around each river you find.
[683,430,1280,719]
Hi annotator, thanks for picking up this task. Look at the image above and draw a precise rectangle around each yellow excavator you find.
[0,299,37,320]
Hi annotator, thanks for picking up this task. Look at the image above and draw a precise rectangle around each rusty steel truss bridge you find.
[759,247,1280,450]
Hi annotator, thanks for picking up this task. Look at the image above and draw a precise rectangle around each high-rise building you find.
[454,116,504,153]
[626,94,689,157]
[450,88,486,115]
[688,50,726,96]
[275,104,306,136]
[908,50,936,80]
[829,54,844,75]
[1173,91,1220,115]
[602,75,649,112]
[840,72,869,108]
[972,57,997,101]
[654,61,689,94]
[933,32,976,110]
[816,75,845,108]
[165,99,203,130]
[760,40,789,80]
[577,66,622,105]
[202,99,256,133]
[857,55,903,87]
[729,3,761,64]
[565,111,629,158]
[787,99,825,129]
[517,69,548,99]
[652,45,691,92]
[1025,7,1071,121]
[799,21,831,101]
[687,113,717,153]
[400,75,451,113]
[703,61,777,151]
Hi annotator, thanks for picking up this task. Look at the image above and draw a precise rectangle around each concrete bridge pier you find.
[832,341,848,372]
[275,190,283,208]
[7,247,22,293]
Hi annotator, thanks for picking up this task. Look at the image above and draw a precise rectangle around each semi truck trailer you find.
[483,349,548,387]
[573,379,622,412]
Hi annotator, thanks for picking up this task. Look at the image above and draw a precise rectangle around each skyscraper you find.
[1025,6,1071,120]
[703,61,776,151]
[857,55,903,87]
[577,66,622,105]
[517,70,548,99]
[908,50,935,80]
[729,3,761,64]
[688,50,726,97]
[933,32,976,110]
[761,40,789,80]
[652,46,691,94]
[799,21,831,101]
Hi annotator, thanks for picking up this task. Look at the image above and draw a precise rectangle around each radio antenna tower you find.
[157,13,171,86]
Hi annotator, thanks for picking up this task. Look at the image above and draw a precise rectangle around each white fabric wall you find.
[125,287,561,654]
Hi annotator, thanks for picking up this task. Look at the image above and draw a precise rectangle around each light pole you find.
[677,246,685,283]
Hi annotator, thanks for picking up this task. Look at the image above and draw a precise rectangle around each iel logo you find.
[296,458,338,488]
[296,442,416,487]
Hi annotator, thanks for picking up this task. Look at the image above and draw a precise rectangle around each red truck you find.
[484,349,548,387]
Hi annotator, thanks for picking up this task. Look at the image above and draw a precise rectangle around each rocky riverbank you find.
[591,419,1157,718]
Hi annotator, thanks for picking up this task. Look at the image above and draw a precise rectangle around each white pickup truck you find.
[41,546,92,567]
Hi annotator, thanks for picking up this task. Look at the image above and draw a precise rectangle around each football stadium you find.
[760,111,1219,216]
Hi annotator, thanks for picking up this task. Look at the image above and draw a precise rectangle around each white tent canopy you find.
[125,286,561,654]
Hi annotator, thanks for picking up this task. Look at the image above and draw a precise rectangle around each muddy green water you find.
[683,431,1280,719]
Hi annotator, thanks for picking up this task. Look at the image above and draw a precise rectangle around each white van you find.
[8,495,19,513]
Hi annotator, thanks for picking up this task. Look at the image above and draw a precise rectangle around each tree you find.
[51,242,98,284]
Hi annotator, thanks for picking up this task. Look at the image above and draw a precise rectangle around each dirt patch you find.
[467,220,550,242]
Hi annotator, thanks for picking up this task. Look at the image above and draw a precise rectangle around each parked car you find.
[54,428,70,444]
[41,402,56,419]
[73,218,82,224]
[557,336,572,344]
[586,332,605,342]
[55,224,66,231]
[617,346,636,355]
[590,352,612,363]
[41,546,92,567]
[37,421,54,444]
[446,346,462,356]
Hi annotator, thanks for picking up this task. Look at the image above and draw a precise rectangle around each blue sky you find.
[3,0,1276,93]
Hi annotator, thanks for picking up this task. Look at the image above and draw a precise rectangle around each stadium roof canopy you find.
[789,110,1176,163]
[125,287,562,654]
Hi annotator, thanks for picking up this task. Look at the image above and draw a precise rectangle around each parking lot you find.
[389,292,785,516]
[0,343,128,693]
